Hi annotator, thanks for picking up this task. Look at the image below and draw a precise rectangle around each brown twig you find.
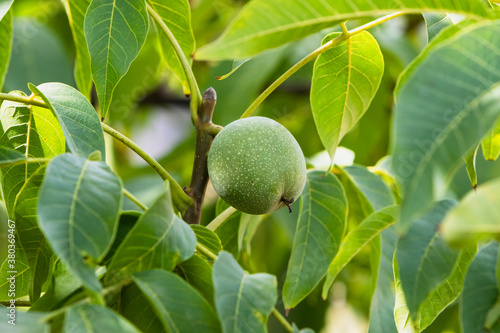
[183,88,218,224]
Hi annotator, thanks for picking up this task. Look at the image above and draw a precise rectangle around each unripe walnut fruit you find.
[208,117,306,215]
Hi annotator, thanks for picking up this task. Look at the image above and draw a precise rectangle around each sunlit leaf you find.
[464,145,479,189]
[196,0,492,60]
[84,0,148,117]
[213,251,277,333]
[482,119,500,161]
[283,170,347,309]
[311,31,384,159]
[0,8,12,90]
[392,21,500,231]
[423,13,454,41]
[38,154,123,293]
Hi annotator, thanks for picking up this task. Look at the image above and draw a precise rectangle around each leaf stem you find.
[272,308,294,333]
[146,3,201,127]
[0,92,47,108]
[101,123,193,214]
[206,206,237,231]
[123,188,148,211]
[240,11,405,118]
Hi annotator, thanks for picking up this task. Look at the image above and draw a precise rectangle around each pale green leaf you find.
[368,229,398,333]
[14,165,52,303]
[322,205,399,298]
[38,154,123,293]
[62,0,92,99]
[30,82,105,158]
[423,13,454,41]
[133,269,221,333]
[283,170,347,309]
[213,251,277,333]
[441,177,500,245]
[106,182,196,284]
[0,240,30,301]
[0,9,12,90]
[64,303,140,333]
[0,306,48,333]
[216,59,250,80]
[311,31,384,159]
[397,200,459,320]
[482,119,500,160]
[0,91,65,214]
[461,243,500,333]
[147,0,195,95]
[196,0,492,60]
[464,145,479,189]
[84,0,149,117]
[392,21,500,231]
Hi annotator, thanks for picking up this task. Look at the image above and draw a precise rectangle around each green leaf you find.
[0,91,65,214]
[461,243,500,333]
[464,145,479,189]
[133,269,221,333]
[397,200,459,320]
[106,182,196,284]
[191,225,222,255]
[147,0,195,95]
[0,8,12,90]
[0,146,26,165]
[393,256,418,333]
[482,119,500,161]
[177,254,215,305]
[322,205,399,298]
[238,213,264,255]
[283,170,347,309]
[30,82,105,158]
[392,21,500,231]
[84,0,149,117]
[30,259,82,311]
[65,303,140,333]
[418,245,476,330]
[423,13,454,41]
[195,0,492,60]
[14,165,52,303]
[0,0,13,21]
[103,211,140,264]
[441,177,500,245]
[311,31,384,159]
[0,240,30,301]
[215,198,241,257]
[368,229,398,333]
[62,0,92,99]
[0,306,49,332]
[213,251,277,333]
[38,154,123,293]
[119,283,165,333]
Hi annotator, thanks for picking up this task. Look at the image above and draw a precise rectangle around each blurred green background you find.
[1,1,500,332]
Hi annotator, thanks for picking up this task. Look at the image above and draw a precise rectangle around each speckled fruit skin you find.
[207,116,306,215]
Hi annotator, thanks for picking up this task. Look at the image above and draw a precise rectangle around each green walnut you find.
[208,116,306,215]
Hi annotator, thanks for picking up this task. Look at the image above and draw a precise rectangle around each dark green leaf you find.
[133,269,220,333]
[283,170,347,309]
[147,0,195,95]
[461,243,500,333]
[213,251,277,333]
[322,205,399,298]
[106,182,196,284]
[311,31,384,159]
[103,211,140,264]
[0,146,26,165]
[30,82,105,158]
[64,303,140,333]
[84,0,149,117]
[119,283,165,333]
[63,0,92,99]
[177,254,215,305]
[191,225,222,255]
[196,0,491,60]
[397,200,459,320]
[392,21,500,231]
[38,154,123,293]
